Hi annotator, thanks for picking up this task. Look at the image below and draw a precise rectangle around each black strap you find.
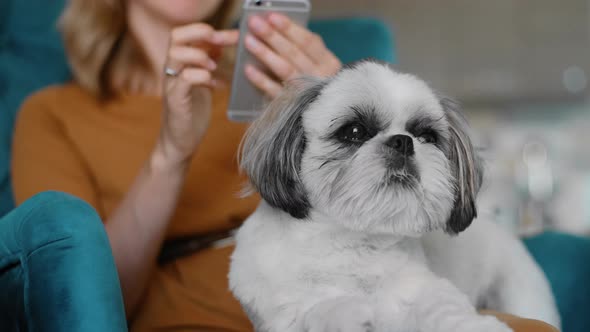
[157,229,234,265]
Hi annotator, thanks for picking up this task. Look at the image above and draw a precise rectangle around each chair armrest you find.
[524,231,590,332]
[0,191,127,332]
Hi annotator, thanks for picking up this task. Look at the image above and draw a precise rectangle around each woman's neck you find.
[127,2,172,93]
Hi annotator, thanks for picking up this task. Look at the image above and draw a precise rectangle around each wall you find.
[311,0,590,104]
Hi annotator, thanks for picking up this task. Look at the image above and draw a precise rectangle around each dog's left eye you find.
[337,123,369,144]
[417,131,438,144]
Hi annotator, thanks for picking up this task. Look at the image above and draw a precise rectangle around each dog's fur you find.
[229,61,560,332]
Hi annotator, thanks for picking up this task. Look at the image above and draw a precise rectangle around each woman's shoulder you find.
[22,83,92,110]
[18,83,98,122]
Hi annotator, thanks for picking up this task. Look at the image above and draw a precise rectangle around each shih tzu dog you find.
[229,61,560,332]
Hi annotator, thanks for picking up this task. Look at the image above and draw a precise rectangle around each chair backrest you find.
[0,10,396,218]
[309,17,396,64]
[0,0,70,217]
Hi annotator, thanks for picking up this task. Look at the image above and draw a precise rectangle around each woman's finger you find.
[170,24,238,47]
[170,23,215,46]
[167,68,215,95]
[267,13,341,72]
[210,29,240,46]
[179,68,213,85]
[244,64,282,98]
[248,16,316,74]
[245,34,298,81]
[166,46,217,73]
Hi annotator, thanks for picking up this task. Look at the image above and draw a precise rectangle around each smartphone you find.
[227,0,311,122]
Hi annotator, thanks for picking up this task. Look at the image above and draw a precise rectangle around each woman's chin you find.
[140,0,225,26]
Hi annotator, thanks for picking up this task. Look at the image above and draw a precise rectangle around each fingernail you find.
[244,64,256,77]
[208,59,217,70]
[210,32,223,44]
[249,16,266,33]
[268,13,287,29]
[212,30,233,44]
[245,35,259,50]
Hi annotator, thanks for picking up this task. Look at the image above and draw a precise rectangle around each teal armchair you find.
[1,1,589,331]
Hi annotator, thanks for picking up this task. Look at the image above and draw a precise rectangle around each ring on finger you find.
[164,67,182,77]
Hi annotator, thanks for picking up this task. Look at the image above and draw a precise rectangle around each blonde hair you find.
[60,0,238,99]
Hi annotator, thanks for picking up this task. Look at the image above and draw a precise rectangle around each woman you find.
[10,0,556,331]
[12,0,339,329]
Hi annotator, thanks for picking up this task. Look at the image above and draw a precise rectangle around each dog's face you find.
[241,61,483,236]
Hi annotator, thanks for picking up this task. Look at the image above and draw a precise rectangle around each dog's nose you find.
[385,134,414,156]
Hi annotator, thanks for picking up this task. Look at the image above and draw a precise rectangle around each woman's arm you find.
[104,144,190,318]
[104,25,239,319]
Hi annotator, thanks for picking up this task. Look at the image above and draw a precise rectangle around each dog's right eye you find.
[337,123,370,144]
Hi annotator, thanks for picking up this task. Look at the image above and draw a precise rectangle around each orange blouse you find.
[12,84,259,237]
[12,83,259,331]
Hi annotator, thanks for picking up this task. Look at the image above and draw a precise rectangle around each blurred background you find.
[312,0,590,236]
[1,2,588,331]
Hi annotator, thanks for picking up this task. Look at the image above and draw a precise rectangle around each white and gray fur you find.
[230,61,560,332]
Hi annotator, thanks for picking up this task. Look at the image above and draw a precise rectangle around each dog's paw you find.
[304,299,375,332]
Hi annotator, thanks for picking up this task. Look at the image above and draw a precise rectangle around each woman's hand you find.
[156,23,238,170]
[245,13,342,98]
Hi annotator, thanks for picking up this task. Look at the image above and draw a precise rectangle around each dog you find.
[229,61,560,332]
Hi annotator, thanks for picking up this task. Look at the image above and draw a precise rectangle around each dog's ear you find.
[239,77,326,219]
[440,97,484,234]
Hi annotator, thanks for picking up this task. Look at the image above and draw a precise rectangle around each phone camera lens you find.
[255,0,262,6]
